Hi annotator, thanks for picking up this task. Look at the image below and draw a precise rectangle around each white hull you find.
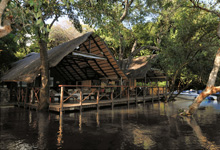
[177,94,198,100]
[176,93,217,100]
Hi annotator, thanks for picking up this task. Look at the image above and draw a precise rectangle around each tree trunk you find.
[119,34,124,68]
[184,48,220,115]
[0,0,12,38]
[38,39,49,110]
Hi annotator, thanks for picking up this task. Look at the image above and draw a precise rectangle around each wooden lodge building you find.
[1,32,167,112]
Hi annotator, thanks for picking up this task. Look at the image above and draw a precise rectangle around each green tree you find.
[0,33,18,77]
[4,0,81,110]
[182,0,220,115]
[140,0,219,101]
[73,0,163,69]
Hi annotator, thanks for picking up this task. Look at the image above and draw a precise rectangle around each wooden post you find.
[111,87,114,109]
[127,87,130,106]
[151,87,154,102]
[157,80,160,100]
[24,87,28,107]
[142,81,144,104]
[31,88,34,104]
[135,87,137,105]
[120,77,122,99]
[165,80,168,101]
[96,88,100,110]
[144,77,146,104]
[60,86,64,112]
[80,89,82,112]
[18,82,22,104]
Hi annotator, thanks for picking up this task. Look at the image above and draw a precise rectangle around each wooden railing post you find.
[120,77,122,99]
[135,87,137,105]
[143,86,145,105]
[127,87,130,106]
[151,87,154,102]
[31,88,35,104]
[80,88,82,111]
[24,87,28,107]
[60,86,64,112]
[165,80,168,101]
[157,80,160,100]
[96,88,100,110]
[111,87,114,109]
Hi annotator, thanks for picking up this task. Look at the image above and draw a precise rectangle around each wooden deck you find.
[16,95,163,112]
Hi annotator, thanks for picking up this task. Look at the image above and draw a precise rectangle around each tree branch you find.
[217,22,220,39]
[49,15,59,29]
[0,0,10,25]
[120,0,134,22]
[189,0,220,17]
[131,40,137,53]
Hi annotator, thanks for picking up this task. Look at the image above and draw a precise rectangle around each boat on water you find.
[176,90,198,100]
[175,89,217,100]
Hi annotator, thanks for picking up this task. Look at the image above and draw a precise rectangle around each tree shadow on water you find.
[181,116,220,150]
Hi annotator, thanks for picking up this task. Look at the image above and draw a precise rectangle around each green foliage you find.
[154,0,220,90]
[0,33,18,76]
[3,0,82,54]
[73,0,163,58]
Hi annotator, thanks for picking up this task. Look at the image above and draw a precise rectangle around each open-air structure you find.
[1,32,167,112]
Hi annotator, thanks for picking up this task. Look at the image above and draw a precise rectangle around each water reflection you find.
[37,112,49,149]
[79,111,82,132]
[183,116,220,150]
[1,99,220,149]
[57,111,63,149]
[96,110,100,127]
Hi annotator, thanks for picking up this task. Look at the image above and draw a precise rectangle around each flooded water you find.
[1,99,220,150]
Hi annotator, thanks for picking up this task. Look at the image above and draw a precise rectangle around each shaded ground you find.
[1,98,220,149]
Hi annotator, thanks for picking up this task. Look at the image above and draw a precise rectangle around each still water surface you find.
[1,99,220,150]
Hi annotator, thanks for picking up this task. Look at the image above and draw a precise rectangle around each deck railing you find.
[14,85,166,111]
[58,85,166,112]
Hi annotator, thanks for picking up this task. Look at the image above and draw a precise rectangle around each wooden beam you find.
[82,43,108,77]
[70,58,89,79]
[62,59,83,80]
[91,36,121,79]
[59,62,77,81]
[55,66,72,81]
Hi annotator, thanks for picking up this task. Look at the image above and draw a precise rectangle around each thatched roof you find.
[1,32,127,83]
[125,55,166,81]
